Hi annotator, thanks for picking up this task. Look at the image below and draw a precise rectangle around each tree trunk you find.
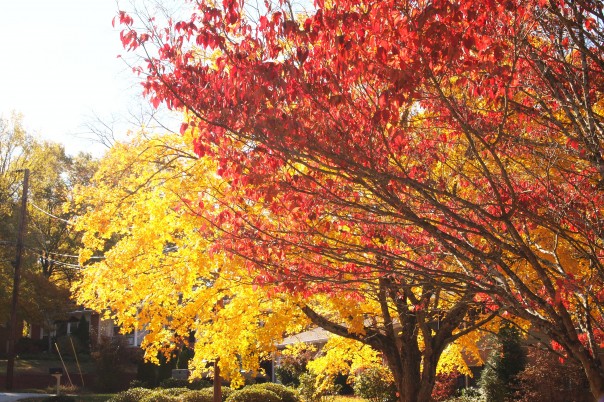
[213,359,221,402]
[383,342,431,402]
[417,348,440,402]
[386,357,420,402]
[569,343,604,400]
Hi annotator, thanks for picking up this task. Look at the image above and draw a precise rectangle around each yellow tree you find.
[72,130,310,385]
[72,127,495,400]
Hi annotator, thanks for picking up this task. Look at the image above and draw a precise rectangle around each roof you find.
[278,327,331,348]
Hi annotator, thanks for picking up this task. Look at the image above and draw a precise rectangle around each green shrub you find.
[159,376,213,390]
[72,316,90,352]
[139,389,181,402]
[298,373,341,402]
[190,379,213,390]
[180,386,233,402]
[352,367,397,402]
[129,379,149,389]
[444,387,485,402]
[136,352,178,387]
[225,387,281,402]
[221,386,234,401]
[160,387,191,396]
[161,377,190,389]
[108,387,154,402]
[478,356,505,402]
[182,389,214,402]
[478,325,527,402]
[250,383,300,402]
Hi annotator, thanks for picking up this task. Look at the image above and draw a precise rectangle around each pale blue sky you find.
[0,0,148,156]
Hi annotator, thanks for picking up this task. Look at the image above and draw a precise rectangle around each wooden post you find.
[6,169,29,390]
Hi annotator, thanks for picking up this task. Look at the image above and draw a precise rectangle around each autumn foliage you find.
[74,0,604,401]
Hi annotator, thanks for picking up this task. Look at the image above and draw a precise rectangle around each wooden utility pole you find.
[6,168,29,390]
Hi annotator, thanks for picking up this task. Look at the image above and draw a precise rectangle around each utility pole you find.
[6,169,29,390]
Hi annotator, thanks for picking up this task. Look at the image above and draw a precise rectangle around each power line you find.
[29,201,73,225]
[0,241,104,260]
[40,250,104,260]
[38,256,84,270]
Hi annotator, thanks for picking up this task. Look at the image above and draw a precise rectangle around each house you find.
[24,308,146,353]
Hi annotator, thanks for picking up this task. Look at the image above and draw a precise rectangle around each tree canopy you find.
[0,113,96,331]
[79,0,604,400]
[73,128,490,397]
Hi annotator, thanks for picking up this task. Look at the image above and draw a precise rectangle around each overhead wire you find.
[37,255,84,270]
[29,201,73,225]
[1,198,106,262]
[0,201,105,269]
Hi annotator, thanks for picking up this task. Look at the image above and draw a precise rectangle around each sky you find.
[0,0,159,156]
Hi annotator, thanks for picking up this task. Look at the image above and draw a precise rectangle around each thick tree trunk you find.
[569,343,604,400]
[417,353,439,402]
[386,354,421,402]
[383,342,439,402]
[385,354,439,402]
[585,366,604,402]
[302,294,477,402]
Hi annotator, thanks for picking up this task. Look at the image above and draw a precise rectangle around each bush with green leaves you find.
[478,324,527,402]
[139,389,182,402]
[129,379,149,389]
[444,387,485,402]
[160,377,189,389]
[225,387,281,402]
[298,372,342,402]
[159,377,213,390]
[221,386,234,401]
[108,387,154,402]
[160,387,191,396]
[182,389,214,402]
[478,355,505,402]
[183,386,234,402]
[248,383,300,402]
[352,367,397,402]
